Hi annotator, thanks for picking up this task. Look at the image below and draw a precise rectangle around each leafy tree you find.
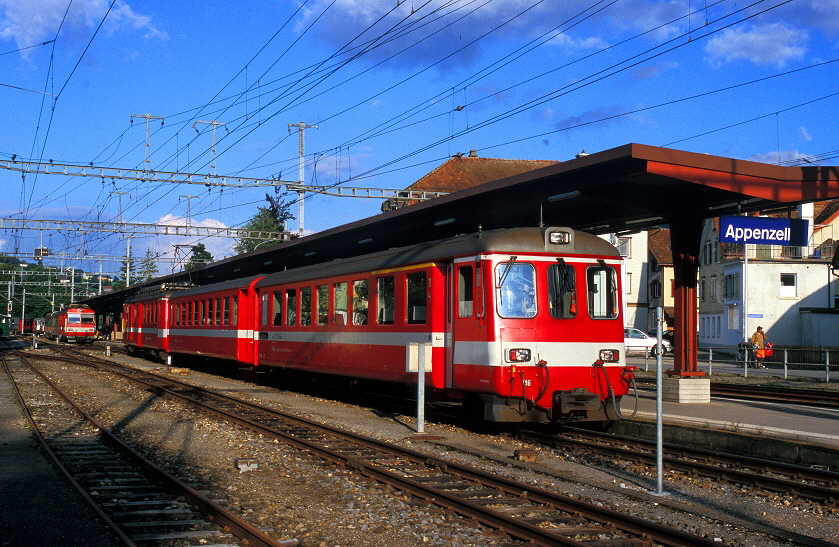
[234,192,294,254]
[138,249,159,281]
[184,243,213,271]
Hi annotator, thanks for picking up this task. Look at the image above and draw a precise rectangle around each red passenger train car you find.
[122,284,181,360]
[122,227,635,424]
[45,307,97,343]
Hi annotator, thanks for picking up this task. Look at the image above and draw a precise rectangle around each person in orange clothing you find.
[751,326,768,368]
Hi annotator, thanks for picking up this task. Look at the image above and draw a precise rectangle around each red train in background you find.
[45,307,97,343]
[123,226,635,424]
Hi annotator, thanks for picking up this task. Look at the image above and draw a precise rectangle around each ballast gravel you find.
[31,349,839,547]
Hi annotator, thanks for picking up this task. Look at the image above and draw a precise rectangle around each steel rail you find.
[0,350,137,547]
[58,349,725,547]
[9,349,292,547]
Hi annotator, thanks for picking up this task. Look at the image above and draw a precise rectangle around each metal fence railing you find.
[633,346,839,383]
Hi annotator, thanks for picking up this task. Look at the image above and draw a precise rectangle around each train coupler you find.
[553,388,602,415]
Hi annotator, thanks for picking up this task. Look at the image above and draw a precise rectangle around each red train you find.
[122,227,635,423]
[45,307,97,343]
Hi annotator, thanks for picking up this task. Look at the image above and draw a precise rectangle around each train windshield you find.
[68,312,95,324]
[495,261,536,318]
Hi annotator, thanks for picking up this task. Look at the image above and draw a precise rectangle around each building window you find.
[723,273,740,299]
[727,306,739,330]
[780,273,797,298]
[650,280,661,298]
[616,237,631,258]
[700,277,706,301]
[710,275,717,302]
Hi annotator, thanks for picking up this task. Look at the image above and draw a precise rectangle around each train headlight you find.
[506,348,532,362]
[599,349,620,362]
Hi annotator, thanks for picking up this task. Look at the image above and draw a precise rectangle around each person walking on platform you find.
[751,326,768,368]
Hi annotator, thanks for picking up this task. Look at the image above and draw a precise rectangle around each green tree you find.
[184,243,213,271]
[138,249,159,281]
[234,192,294,254]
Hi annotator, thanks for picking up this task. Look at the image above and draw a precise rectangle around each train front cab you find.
[448,236,631,424]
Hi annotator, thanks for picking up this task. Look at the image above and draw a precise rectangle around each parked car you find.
[624,327,671,355]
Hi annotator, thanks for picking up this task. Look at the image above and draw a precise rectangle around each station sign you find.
[719,215,809,246]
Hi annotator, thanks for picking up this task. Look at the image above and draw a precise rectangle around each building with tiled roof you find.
[382,150,559,211]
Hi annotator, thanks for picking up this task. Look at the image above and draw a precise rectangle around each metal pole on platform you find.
[707,347,713,376]
[655,306,666,495]
[417,343,425,433]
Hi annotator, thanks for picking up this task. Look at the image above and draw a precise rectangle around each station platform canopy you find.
[85,143,839,373]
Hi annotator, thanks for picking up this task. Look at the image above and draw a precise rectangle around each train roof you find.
[166,274,266,300]
[255,226,618,288]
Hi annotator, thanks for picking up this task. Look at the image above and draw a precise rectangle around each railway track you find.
[1,346,296,547]
[40,346,728,547]
[520,428,839,507]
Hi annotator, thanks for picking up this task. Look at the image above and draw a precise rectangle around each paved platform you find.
[621,388,839,450]
[622,354,839,450]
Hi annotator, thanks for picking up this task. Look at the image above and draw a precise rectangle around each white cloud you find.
[0,0,167,55]
[547,32,608,53]
[704,23,808,67]
[747,149,809,164]
[799,126,813,141]
[154,214,234,269]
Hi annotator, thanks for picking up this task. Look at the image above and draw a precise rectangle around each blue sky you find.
[1,0,838,277]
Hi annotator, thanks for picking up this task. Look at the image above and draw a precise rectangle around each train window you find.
[458,266,473,318]
[186,302,192,325]
[495,262,536,319]
[587,264,619,319]
[272,292,283,326]
[223,297,230,325]
[183,302,188,325]
[232,295,238,327]
[334,282,348,326]
[215,298,222,325]
[548,260,577,319]
[353,280,368,326]
[407,272,427,324]
[300,288,312,326]
[316,285,329,326]
[261,293,269,326]
[286,289,297,326]
[377,276,395,325]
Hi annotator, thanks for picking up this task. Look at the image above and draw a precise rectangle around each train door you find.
[446,260,487,389]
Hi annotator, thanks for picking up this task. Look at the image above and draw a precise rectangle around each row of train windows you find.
[262,272,428,328]
[142,302,160,324]
[172,296,239,327]
[256,261,618,328]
